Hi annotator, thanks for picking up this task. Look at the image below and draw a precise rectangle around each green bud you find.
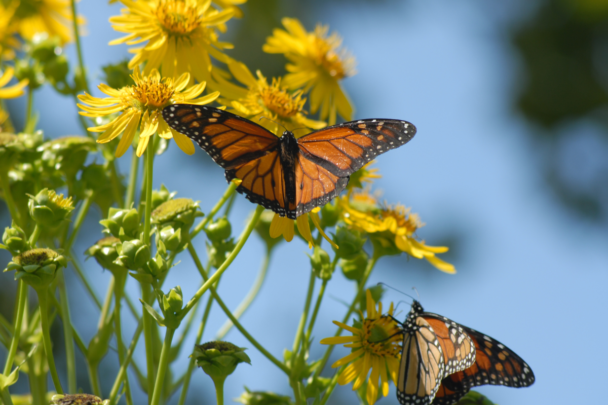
[100,207,140,240]
[86,236,125,273]
[28,189,74,229]
[117,239,150,270]
[331,226,366,260]
[320,201,340,229]
[151,198,202,231]
[146,253,168,278]
[159,226,183,252]
[206,239,235,269]
[370,234,402,257]
[30,35,62,63]
[151,184,176,211]
[50,394,104,405]
[1,223,29,255]
[205,217,231,243]
[0,133,23,171]
[193,341,251,384]
[14,59,43,90]
[162,286,183,313]
[235,387,293,405]
[455,391,495,405]
[101,60,134,90]
[73,66,88,93]
[38,136,96,180]
[254,210,283,251]
[340,251,369,281]
[309,246,333,280]
[4,248,67,289]
[43,54,69,84]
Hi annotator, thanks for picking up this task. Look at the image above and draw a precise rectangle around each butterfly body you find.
[396,300,534,405]
[162,104,416,218]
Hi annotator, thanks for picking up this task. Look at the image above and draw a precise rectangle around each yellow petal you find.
[426,256,456,274]
[115,111,141,157]
[172,130,195,155]
[296,214,313,248]
[136,134,150,157]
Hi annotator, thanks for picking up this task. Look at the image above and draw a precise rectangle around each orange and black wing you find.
[162,105,279,170]
[433,326,535,405]
[297,118,416,178]
[224,150,289,216]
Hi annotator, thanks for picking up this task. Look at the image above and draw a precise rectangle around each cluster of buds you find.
[38,136,97,181]
[100,207,140,241]
[205,217,236,269]
[0,133,23,172]
[309,246,333,280]
[4,248,67,289]
[153,197,203,254]
[1,223,30,255]
[331,226,366,260]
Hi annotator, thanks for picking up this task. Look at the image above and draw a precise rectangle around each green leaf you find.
[140,299,165,326]
[0,367,19,390]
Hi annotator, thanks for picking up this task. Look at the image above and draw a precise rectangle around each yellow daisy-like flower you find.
[320,290,401,405]
[269,208,336,249]
[341,191,455,273]
[215,60,325,136]
[77,67,219,157]
[12,0,84,45]
[0,67,28,99]
[0,2,21,61]
[263,17,356,125]
[110,0,235,82]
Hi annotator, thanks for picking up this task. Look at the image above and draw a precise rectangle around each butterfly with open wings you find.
[395,301,535,405]
[161,104,416,219]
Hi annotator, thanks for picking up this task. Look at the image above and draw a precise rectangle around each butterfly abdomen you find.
[279,131,301,216]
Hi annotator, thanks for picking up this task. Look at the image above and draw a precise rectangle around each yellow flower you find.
[320,290,401,405]
[110,0,235,82]
[263,17,356,125]
[0,2,21,61]
[341,191,455,273]
[0,67,28,99]
[215,60,325,136]
[12,0,84,45]
[268,208,336,249]
[347,161,381,193]
[77,67,219,157]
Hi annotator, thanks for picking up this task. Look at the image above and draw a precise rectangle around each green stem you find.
[108,160,124,209]
[305,278,328,343]
[70,252,102,310]
[318,365,343,405]
[211,377,225,405]
[28,225,41,246]
[0,169,21,227]
[289,379,303,405]
[142,144,154,245]
[113,272,134,405]
[292,269,316,354]
[125,149,139,208]
[109,321,143,405]
[87,362,101,397]
[216,248,271,340]
[57,269,77,393]
[64,192,92,251]
[69,0,89,94]
[313,254,379,378]
[149,327,176,405]
[181,206,263,317]
[36,287,64,394]
[141,283,157,401]
[24,87,34,133]
[0,387,14,405]
[187,237,288,375]
[190,181,238,238]
[2,281,27,375]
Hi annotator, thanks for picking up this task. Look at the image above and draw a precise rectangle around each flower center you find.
[122,77,175,109]
[258,78,305,118]
[381,205,421,234]
[312,26,355,80]
[362,316,401,358]
[14,0,42,19]
[155,0,202,36]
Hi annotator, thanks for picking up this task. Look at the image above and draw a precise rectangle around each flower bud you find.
[193,341,251,384]
[0,133,22,171]
[151,184,176,211]
[38,136,96,180]
[28,189,74,229]
[117,239,150,270]
[100,207,140,240]
[205,217,231,243]
[254,210,283,251]
[309,246,332,280]
[86,236,124,273]
[320,201,340,229]
[159,226,183,252]
[206,239,235,269]
[102,60,134,90]
[235,388,293,405]
[73,66,88,93]
[1,223,29,255]
[339,251,369,281]
[30,34,62,63]
[43,54,69,85]
[4,248,67,289]
[151,198,202,231]
[50,394,103,405]
[331,226,366,260]
[162,286,183,314]
[14,59,43,90]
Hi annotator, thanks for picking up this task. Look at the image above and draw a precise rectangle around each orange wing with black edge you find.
[432,326,535,405]
[225,150,289,216]
[297,118,416,178]
[162,105,279,170]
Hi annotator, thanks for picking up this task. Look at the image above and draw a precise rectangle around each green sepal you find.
[140,299,165,327]
[0,366,19,390]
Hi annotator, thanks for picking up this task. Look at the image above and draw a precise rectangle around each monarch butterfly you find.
[396,301,535,405]
[161,105,416,218]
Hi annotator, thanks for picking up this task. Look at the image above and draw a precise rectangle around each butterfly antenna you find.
[412,286,421,300]
[377,282,418,302]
